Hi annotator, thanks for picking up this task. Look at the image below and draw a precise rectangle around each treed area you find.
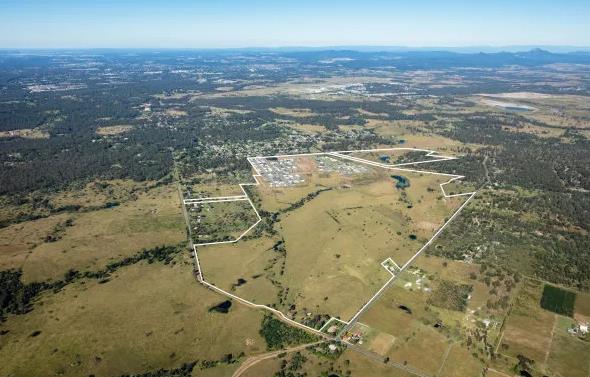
[1,49,590,377]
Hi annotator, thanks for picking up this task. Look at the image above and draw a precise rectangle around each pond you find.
[391,175,410,189]
[505,106,533,113]
[208,300,232,313]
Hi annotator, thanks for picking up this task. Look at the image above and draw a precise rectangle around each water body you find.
[505,106,533,113]
[391,175,410,189]
[208,300,232,313]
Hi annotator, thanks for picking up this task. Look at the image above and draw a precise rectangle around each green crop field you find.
[540,284,576,317]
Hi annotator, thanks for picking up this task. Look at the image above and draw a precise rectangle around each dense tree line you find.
[114,362,197,377]
[259,315,318,350]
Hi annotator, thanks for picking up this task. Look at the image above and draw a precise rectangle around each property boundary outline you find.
[186,147,477,340]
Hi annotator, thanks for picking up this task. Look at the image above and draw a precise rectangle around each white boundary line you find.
[380,257,401,276]
[319,317,349,333]
[185,147,477,337]
[343,191,476,329]
[184,195,247,204]
[186,197,249,205]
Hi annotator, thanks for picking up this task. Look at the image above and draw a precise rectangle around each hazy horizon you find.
[1,0,589,49]
[1,45,589,54]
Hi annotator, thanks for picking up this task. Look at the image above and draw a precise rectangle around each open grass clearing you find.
[0,255,267,377]
[499,278,555,364]
[18,184,185,283]
[269,107,316,117]
[0,127,50,139]
[438,345,484,377]
[198,153,466,327]
[240,347,416,377]
[95,125,134,135]
[354,282,456,376]
[188,199,259,244]
[282,122,328,134]
[546,332,590,377]
[164,108,188,117]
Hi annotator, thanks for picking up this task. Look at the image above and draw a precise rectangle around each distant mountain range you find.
[2,47,590,70]
[2,45,590,54]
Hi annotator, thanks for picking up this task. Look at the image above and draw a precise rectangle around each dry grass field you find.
[0,255,268,377]
[95,125,134,135]
[2,183,186,283]
[197,237,281,306]
[197,155,466,325]
[362,118,474,151]
[546,332,590,377]
[499,279,556,363]
[493,277,590,376]
[240,347,417,377]
[574,291,590,319]
[438,345,484,377]
[353,279,457,376]
[347,148,446,165]
[181,173,248,198]
[188,199,259,244]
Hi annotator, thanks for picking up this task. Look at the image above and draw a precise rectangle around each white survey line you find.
[186,197,249,205]
[331,152,461,178]
[344,191,476,327]
[401,192,476,270]
[184,195,247,203]
[183,147,478,336]
[318,317,349,332]
[345,275,396,325]
[193,245,326,337]
[380,257,401,276]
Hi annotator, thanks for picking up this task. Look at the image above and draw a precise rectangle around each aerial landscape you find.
[1,1,589,376]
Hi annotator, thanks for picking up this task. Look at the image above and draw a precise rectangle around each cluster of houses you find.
[341,329,365,345]
[250,157,305,187]
[316,156,369,175]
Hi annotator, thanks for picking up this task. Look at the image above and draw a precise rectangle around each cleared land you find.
[494,277,590,376]
[187,199,259,244]
[351,253,518,376]
[197,154,466,327]
[0,255,267,377]
[351,276,458,376]
[1,183,186,283]
[240,347,416,377]
[95,125,134,135]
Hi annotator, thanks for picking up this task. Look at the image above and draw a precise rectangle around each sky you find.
[1,0,589,49]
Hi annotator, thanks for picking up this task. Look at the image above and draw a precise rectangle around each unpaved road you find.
[232,341,325,377]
